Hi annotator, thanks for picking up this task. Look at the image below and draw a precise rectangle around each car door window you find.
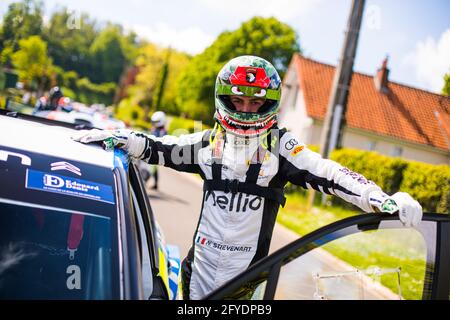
[129,163,159,266]
[274,226,427,300]
[129,162,169,300]
[130,188,153,299]
[205,213,450,300]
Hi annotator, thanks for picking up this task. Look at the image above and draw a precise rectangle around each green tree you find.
[43,10,138,104]
[152,50,170,110]
[120,30,140,64]
[11,35,53,93]
[1,0,43,53]
[442,72,450,97]
[42,8,98,79]
[124,43,190,120]
[159,50,190,115]
[176,16,300,123]
[0,46,14,65]
[89,24,136,84]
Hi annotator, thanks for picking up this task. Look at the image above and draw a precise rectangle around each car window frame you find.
[128,161,171,300]
[113,164,143,299]
[204,213,450,300]
[129,183,154,298]
[128,162,160,274]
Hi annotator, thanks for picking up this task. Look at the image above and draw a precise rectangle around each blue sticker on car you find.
[114,148,129,171]
[26,169,115,204]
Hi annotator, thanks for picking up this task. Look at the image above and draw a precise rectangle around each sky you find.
[1,0,449,93]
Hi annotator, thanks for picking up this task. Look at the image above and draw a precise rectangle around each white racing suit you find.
[132,127,385,300]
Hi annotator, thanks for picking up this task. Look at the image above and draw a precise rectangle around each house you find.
[279,54,450,165]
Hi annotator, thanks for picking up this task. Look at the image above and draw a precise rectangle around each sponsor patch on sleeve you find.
[26,169,115,204]
[291,145,304,156]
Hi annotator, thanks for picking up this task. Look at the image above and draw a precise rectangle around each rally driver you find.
[72,55,422,300]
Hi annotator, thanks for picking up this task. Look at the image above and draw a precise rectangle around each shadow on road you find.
[147,189,190,205]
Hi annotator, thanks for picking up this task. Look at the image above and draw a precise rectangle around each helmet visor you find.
[216,84,281,101]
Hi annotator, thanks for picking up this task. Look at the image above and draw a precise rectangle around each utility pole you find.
[308,0,366,208]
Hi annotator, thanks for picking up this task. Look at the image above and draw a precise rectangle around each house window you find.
[391,146,403,157]
[366,141,377,151]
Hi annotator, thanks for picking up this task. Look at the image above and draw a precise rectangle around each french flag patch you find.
[196,235,207,245]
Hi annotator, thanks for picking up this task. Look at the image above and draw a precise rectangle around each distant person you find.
[72,55,422,300]
[58,97,74,113]
[33,86,64,115]
[149,111,168,190]
[22,92,31,105]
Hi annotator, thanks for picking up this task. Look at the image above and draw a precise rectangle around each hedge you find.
[399,161,450,213]
[287,146,449,214]
[331,149,449,213]
[330,148,407,195]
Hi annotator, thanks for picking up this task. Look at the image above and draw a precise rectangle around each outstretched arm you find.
[278,132,422,227]
[72,128,209,174]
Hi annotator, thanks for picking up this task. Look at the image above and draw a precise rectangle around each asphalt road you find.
[146,165,400,300]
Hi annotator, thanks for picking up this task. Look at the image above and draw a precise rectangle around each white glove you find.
[71,129,148,159]
[369,191,422,228]
[390,192,423,228]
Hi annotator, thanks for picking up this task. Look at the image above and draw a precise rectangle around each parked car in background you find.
[5,99,126,130]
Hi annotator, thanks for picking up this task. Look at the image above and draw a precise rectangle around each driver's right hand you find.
[71,129,147,159]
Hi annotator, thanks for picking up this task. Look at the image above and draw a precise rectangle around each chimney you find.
[374,56,390,93]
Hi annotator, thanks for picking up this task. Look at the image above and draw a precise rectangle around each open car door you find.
[204,213,450,300]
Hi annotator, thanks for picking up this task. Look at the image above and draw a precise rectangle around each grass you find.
[276,193,356,234]
[276,193,427,300]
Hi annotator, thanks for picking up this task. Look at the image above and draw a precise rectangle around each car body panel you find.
[166,244,181,300]
[0,115,114,168]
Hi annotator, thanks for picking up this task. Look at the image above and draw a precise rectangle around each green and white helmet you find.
[214,55,282,137]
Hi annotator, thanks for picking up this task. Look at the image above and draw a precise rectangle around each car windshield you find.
[0,200,119,299]
[0,145,120,299]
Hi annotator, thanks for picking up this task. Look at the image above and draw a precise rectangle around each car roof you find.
[0,114,114,168]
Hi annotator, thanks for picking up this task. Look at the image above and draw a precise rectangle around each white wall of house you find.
[300,120,450,165]
[279,69,314,144]
[340,128,450,165]
[280,111,449,164]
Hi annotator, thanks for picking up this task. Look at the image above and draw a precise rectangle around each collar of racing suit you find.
[211,124,270,151]
[204,126,287,207]
[214,130,269,171]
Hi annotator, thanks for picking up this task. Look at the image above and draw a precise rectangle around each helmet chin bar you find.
[215,110,277,137]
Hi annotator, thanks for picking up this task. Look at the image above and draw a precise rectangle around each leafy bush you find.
[330,148,407,195]
[286,146,449,214]
[115,98,146,128]
[331,149,449,213]
[75,77,116,105]
[307,144,320,153]
[399,161,450,213]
